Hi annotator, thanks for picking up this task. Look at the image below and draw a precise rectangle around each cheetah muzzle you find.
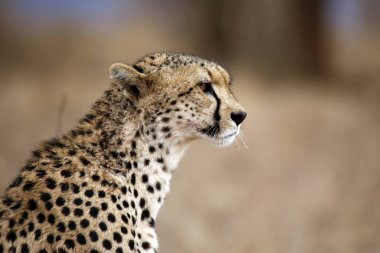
[0,52,246,253]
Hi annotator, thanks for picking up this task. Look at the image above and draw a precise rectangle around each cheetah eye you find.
[198,81,213,94]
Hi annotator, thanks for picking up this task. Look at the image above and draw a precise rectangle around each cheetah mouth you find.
[218,132,237,140]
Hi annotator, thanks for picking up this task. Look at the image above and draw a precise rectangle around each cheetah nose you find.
[231,111,247,126]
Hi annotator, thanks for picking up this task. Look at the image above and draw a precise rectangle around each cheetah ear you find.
[109,63,148,98]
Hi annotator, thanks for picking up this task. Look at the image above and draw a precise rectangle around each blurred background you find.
[0,1,380,252]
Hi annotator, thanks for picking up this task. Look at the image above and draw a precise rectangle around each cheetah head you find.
[109,53,246,147]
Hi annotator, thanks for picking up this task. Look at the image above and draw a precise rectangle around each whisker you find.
[238,130,249,150]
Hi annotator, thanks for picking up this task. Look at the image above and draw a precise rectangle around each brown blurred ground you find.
[0,1,380,253]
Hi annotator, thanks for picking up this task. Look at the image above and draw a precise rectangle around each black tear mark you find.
[205,83,221,122]
[200,84,221,136]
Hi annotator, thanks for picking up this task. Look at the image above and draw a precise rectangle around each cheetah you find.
[0,52,247,253]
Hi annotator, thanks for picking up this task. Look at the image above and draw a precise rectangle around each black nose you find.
[231,111,247,126]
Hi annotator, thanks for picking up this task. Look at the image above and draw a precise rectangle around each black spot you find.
[99,222,107,231]
[144,159,150,166]
[149,146,156,153]
[60,170,72,178]
[47,214,55,224]
[21,243,29,253]
[47,234,54,244]
[6,231,17,242]
[85,189,94,198]
[108,213,116,223]
[121,226,128,234]
[45,178,57,189]
[148,218,155,227]
[142,241,151,250]
[101,202,108,211]
[28,222,35,232]
[68,149,77,156]
[8,219,15,228]
[139,198,146,208]
[37,213,45,223]
[103,239,112,250]
[116,247,123,253]
[20,229,27,238]
[162,126,170,133]
[77,233,86,245]
[11,201,21,210]
[23,181,35,191]
[55,197,65,206]
[79,156,90,166]
[121,186,127,194]
[156,182,162,191]
[73,198,83,206]
[45,201,53,211]
[89,230,99,242]
[131,174,136,185]
[57,222,66,232]
[142,174,149,183]
[74,208,84,217]
[147,185,154,193]
[141,209,150,220]
[80,219,89,228]
[113,232,122,243]
[61,206,70,216]
[34,229,41,240]
[68,220,76,230]
[9,176,23,188]
[71,183,80,194]
[121,215,128,224]
[64,239,75,249]
[98,190,106,198]
[124,161,132,170]
[32,150,41,158]
[53,162,62,168]
[35,169,47,178]
[128,240,135,250]
[40,192,51,202]
[28,199,38,211]
[110,151,118,158]
[91,175,100,181]
[46,138,66,148]
[60,183,70,192]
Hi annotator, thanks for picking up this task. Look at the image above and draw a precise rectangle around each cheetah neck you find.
[67,86,189,219]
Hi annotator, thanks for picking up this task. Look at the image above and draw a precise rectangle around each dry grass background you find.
[1,3,380,252]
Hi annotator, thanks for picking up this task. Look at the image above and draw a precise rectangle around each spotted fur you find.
[0,52,246,253]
